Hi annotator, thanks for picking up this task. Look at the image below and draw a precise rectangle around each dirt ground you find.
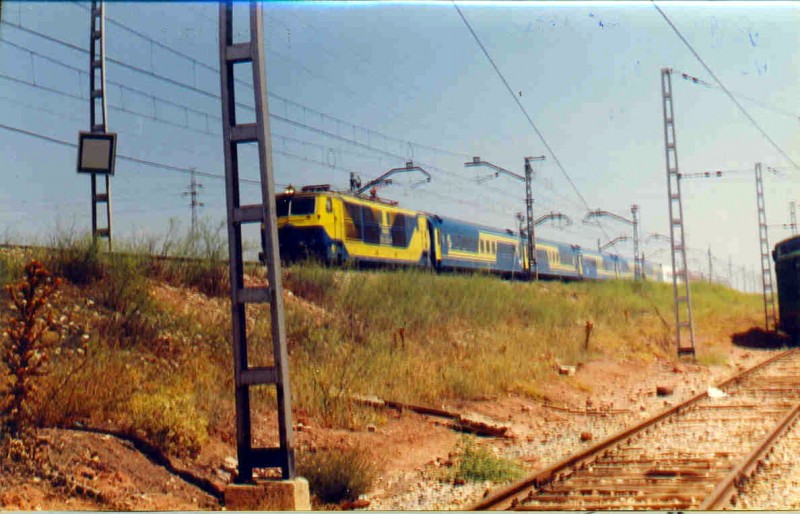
[0,329,780,511]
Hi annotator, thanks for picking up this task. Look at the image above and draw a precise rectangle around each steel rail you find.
[701,402,800,509]
[472,347,800,510]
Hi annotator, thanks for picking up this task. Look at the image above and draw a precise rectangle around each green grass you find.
[448,437,523,483]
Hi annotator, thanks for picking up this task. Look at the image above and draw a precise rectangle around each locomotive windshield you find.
[276,195,316,217]
[777,237,800,258]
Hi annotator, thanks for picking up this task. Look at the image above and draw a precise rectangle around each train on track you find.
[274,184,665,282]
[774,234,800,338]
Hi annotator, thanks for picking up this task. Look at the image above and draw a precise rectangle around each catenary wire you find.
[652,1,800,172]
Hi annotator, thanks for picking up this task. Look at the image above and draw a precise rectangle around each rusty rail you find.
[473,348,800,510]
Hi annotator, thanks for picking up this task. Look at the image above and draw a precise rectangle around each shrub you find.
[127,387,209,459]
[0,261,62,438]
[449,437,523,483]
[43,236,104,286]
[92,253,159,347]
[296,445,377,504]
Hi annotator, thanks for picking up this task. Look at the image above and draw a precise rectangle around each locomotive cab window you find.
[290,197,316,215]
[326,197,332,213]
[276,196,315,217]
[276,197,291,217]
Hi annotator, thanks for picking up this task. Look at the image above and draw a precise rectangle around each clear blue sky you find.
[1,1,799,291]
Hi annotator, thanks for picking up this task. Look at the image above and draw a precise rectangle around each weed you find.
[696,347,729,366]
[296,445,377,504]
[0,261,62,439]
[449,437,523,483]
[43,234,104,286]
[127,386,209,459]
[147,219,229,297]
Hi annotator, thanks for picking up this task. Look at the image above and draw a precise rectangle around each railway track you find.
[474,348,800,510]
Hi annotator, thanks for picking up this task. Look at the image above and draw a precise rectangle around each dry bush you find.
[43,237,104,286]
[127,387,209,459]
[296,445,377,505]
[0,261,62,439]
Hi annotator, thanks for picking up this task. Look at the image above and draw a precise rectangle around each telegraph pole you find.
[791,201,797,235]
[182,168,204,235]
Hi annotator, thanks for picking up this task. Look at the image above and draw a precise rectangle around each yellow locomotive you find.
[276,185,433,266]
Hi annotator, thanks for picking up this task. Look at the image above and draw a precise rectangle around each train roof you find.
[774,234,800,259]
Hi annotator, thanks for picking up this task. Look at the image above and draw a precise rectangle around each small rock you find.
[366,424,377,433]
[656,385,674,396]
[222,456,238,473]
[558,365,576,376]
[454,477,466,486]
[640,405,646,411]
[580,432,593,442]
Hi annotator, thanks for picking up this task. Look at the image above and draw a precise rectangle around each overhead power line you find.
[0,120,272,186]
[676,70,800,122]
[1,11,605,238]
[652,1,800,171]
[0,23,521,204]
[4,13,472,161]
[452,2,620,252]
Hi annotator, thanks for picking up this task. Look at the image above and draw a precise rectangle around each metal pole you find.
[661,68,695,357]
[89,0,111,251]
[755,162,778,332]
[791,201,797,235]
[219,0,294,481]
[708,247,713,283]
[632,204,640,280]
[524,157,536,280]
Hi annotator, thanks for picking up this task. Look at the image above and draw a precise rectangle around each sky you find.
[1,1,799,292]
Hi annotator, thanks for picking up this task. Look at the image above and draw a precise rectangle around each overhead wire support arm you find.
[583,206,641,281]
[599,236,629,253]
[353,161,431,196]
[534,212,572,228]
[465,156,545,280]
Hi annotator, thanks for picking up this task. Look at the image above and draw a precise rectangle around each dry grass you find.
[0,234,766,457]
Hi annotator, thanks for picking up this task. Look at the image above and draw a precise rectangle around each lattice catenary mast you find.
[219,1,294,481]
[755,162,778,332]
[660,68,696,357]
[88,0,112,250]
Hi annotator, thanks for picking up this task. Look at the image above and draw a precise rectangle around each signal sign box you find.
[77,131,117,175]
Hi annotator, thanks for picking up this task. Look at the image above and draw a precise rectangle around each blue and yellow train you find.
[275,185,664,282]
